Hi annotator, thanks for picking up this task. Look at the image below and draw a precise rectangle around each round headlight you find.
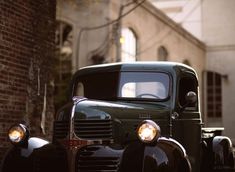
[8,124,28,144]
[137,120,161,143]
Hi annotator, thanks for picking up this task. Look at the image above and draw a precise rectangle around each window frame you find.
[206,71,222,118]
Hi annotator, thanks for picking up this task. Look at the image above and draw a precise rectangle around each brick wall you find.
[0,0,56,162]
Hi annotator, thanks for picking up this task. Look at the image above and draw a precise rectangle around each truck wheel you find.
[178,157,192,172]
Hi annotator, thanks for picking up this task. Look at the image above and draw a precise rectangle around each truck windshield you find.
[118,72,170,100]
[75,72,170,101]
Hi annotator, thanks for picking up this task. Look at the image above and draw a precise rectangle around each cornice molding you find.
[141,1,206,50]
[206,45,235,52]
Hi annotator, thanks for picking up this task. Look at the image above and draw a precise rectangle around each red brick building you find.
[0,0,56,162]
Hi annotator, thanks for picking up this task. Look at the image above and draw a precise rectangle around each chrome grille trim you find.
[76,146,120,172]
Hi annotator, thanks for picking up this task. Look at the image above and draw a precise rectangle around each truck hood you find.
[54,98,171,143]
[74,99,170,120]
[73,99,171,139]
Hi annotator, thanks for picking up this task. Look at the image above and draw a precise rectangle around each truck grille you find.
[74,119,113,140]
[53,121,69,139]
[77,146,120,172]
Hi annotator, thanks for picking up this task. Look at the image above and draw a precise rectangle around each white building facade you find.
[153,0,235,144]
[55,0,206,134]
[56,0,205,77]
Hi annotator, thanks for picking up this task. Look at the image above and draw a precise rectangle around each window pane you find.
[158,46,168,61]
[122,83,136,97]
[75,72,119,100]
[121,28,136,62]
[178,76,197,106]
[207,72,213,85]
[215,74,221,85]
[119,72,170,100]
[206,71,222,118]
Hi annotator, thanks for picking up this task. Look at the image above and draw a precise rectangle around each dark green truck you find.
[1,62,234,172]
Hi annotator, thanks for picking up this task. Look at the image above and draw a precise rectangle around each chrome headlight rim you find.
[8,124,29,145]
[137,120,161,144]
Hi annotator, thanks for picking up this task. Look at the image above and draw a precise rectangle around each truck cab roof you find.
[74,61,197,76]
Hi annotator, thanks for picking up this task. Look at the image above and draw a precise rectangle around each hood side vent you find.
[74,119,113,140]
[53,121,69,140]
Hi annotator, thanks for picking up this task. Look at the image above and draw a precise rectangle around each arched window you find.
[121,28,137,62]
[158,46,168,61]
[55,21,73,110]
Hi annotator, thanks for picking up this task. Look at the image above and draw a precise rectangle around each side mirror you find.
[185,91,197,104]
[179,91,197,112]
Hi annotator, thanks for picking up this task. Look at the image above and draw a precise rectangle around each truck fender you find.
[156,137,192,172]
[1,137,68,172]
[20,137,49,157]
[1,137,49,172]
[212,136,235,168]
[120,137,191,172]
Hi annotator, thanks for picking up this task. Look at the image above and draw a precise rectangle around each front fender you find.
[1,137,68,172]
[120,137,191,172]
[212,136,235,169]
[18,137,49,157]
[74,137,191,172]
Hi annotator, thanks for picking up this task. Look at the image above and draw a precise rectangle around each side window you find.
[75,82,84,97]
[179,76,198,108]
[72,72,119,100]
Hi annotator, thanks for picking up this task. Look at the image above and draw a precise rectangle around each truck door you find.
[172,74,202,172]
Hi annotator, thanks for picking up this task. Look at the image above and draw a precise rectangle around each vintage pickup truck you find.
[1,62,234,172]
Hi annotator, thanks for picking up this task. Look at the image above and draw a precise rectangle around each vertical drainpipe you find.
[116,1,124,62]
[76,28,84,71]
[202,70,207,126]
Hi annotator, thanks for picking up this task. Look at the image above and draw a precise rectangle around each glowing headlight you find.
[8,124,28,144]
[137,120,160,143]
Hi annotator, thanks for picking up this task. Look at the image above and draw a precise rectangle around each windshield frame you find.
[73,70,172,102]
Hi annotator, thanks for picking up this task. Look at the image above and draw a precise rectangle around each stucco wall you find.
[56,0,206,119]
[202,0,235,46]
[109,0,205,94]
[206,50,235,143]
[57,0,110,71]
[56,0,206,121]
[57,0,205,73]
[202,0,235,143]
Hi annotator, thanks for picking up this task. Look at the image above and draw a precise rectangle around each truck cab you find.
[1,62,234,172]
